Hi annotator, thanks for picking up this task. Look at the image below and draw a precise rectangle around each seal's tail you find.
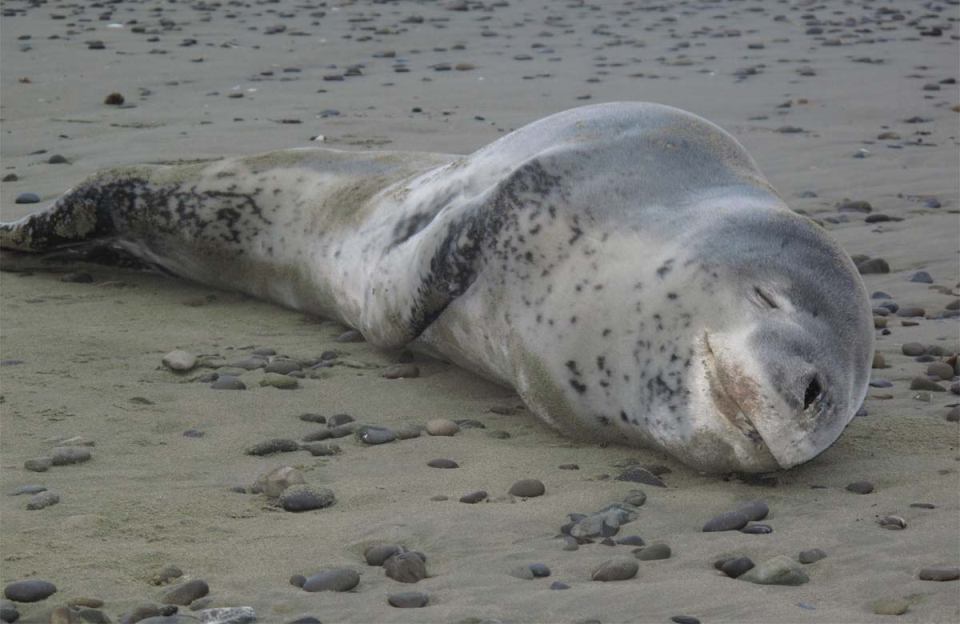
[1,180,117,253]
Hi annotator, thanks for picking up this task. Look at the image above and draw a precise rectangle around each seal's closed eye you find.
[803,376,822,410]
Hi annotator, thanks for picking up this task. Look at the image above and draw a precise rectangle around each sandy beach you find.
[1,1,958,623]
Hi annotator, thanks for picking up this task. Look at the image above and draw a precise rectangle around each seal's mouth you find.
[702,334,764,446]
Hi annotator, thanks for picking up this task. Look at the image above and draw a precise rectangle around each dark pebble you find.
[299,413,326,424]
[897,307,925,317]
[364,544,401,566]
[615,466,665,487]
[918,565,959,581]
[703,511,749,532]
[740,523,773,534]
[51,446,92,466]
[846,480,874,494]
[454,418,486,429]
[357,426,397,445]
[737,500,769,521]
[47,154,68,164]
[857,258,890,274]
[26,491,59,510]
[300,442,340,456]
[327,413,354,428]
[383,552,427,583]
[0,600,17,623]
[3,580,56,603]
[460,490,487,504]
[334,330,364,343]
[558,463,579,470]
[909,503,936,509]
[14,193,40,204]
[280,486,336,512]
[2,173,18,182]
[289,575,306,588]
[671,617,701,624]
[591,557,638,581]
[161,579,209,605]
[24,457,52,472]
[798,548,827,564]
[265,360,301,374]
[245,438,299,456]
[836,199,872,213]
[616,535,645,546]
[529,563,551,578]
[910,377,945,391]
[382,363,419,379]
[902,342,927,356]
[718,556,755,578]
[427,458,458,469]
[211,376,245,390]
[508,479,545,497]
[302,569,359,592]
[550,581,570,590]
[910,271,934,283]
[387,591,428,608]
[634,543,671,561]
[104,92,124,105]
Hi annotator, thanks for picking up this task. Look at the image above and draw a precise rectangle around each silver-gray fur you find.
[0,102,874,473]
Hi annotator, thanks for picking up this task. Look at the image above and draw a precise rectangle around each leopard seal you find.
[0,102,874,473]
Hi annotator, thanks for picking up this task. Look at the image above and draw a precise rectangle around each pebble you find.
[26,491,59,510]
[151,565,184,585]
[211,376,245,390]
[382,363,419,379]
[670,617,701,624]
[383,552,427,583]
[228,357,266,370]
[615,466,666,487]
[9,484,46,496]
[395,424,422,439]
[910,377,945,392]
[245,438,299,456]
[104,92,124,105]
[634,543,671,561]
[558,463,579,470]
[161,579,209,605]
[509,565,534,580]
[857,258,890,274]
[529,563,551,578]
[327,413,354,427]
[508,479,545,498]
[717,556,754,578]
[878,515,907,530]
[253,466,305,498]
[616,535,645,546]
[260,373,299,389]
[24,457,52,472]
[334,329,364,342]
[846,480,874,494]
[909,271,934,283]
[357,426,397,445]
[387,592,429,608]
[196,607,256,623]
[591,557,638,581]
[300,442,341,456]
[162,350,197,372]
[264,360,301,375]
[927,362,954,380]
[918,565,959,581]
[427,458,458,468]
[741,523,773,534]
[550,581,570,590]
[3,580,57,602]
[51,446,92,466]
[798,548,827,564]
[302,569,359,592]
[740,555,810,585]
[289,575,306,588]
[897,307,925,318]
[737,500,769,521]
[702,511,749,532]
[279,486,336,512]
[364,544,401,566]
[14,192,40,204]
[299,413,326,424]
[622,490,647,507]
[0,600,17,623]
[459,490,487,504]
[425,418,459,436]
[871,598,910,615]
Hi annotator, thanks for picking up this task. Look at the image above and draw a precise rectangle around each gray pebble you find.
[227,357,266,370]
[161,579,209,606]
[299,442,341,456]
[211,376,245,390]
[51,446,92,466]
[335,330,364,343]
[740,555,809,585]
[23,457,52,472]
[616,535,645,546]
[857,258,890,274]
[265,360,301,374]
[14,193,40,204]
[798,548,827,564]
[909,271,934,283]
[195,607,256,623]
[364,544,401,566]
[918,565,959,581]
[845,480,874,494]
[289,575,305,588]
[737,500,769,521]
[327,413,354,428]
[459,490,487,503]
[0,600,18,623]
[9,485,46,496]
[508,479,545,498]
[357,426,397,445]
[615,466,666,487]
[550,581,570,590]
[387,591,428,608]
[717,556,754,578]
[927,362,954,380]
[328,423,357,438]
[395,424,422,440]
[591,557,638,581]
[740,523,773,534]
[26,491,59,510]
[302,569,359,592]
[383,552,427,583]
[671,617,700,624]
[162,350,197,372]
[508,565,534,580]
[382,363,419,379]
[3,579,57,602]
[427,458,458,469]
[529,563,551,577]
[280,486,336,512]
[259,373,299,389]
[299,413,326,424]
[245,439,299,456]
[878,515,907,530]
[622,490,647,507]
[634,543,671,561]
[702,511,749,532]
[910,377,946,391]
[301,429,333,442]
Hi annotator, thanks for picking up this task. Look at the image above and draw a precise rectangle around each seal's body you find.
[1,102,874,473]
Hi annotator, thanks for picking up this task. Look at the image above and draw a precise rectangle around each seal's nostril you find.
[803,376,821,410]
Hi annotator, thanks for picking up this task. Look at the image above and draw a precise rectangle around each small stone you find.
[902,342,927,356]
[798,548,827,564]
[741,523,773,534]
[459,490,487,504]
[15,193,40,204]
[382,363,419,379]
[836,199,872,213]
[24,457,52,472]
[622,490,647,507]
[265,360,301,375]
[740,555,810,585]
[384,552,427,583]
[4,580,57,602]
[245,438,299,456]
[591,557,638,581]
[364,544,401,566]
[0,600,17,623]
[427,458,458,469]
[9,485,46,496]
[857,258,890,274]
[878,515,907,530]
[918,565,959,581]
[387,591,428,608]
[302,569,359,592]
[871,598,910,616]
[634,543,671,561]
[289,574,306,588]
[299,413,326,424]
[161,579,209,605]
[327,413,355,428]
[558,463,579,470]
[1,173,17,182]
[616,535,645,546]
[737,500,769,521]
[26,491,59,510]
[425,418,459,436]
[508,479,545,498]
[253,466,305,498]
[280,486,335,512]
[299,442,340,456]
[210,376,245,390]
[550,581,570,590]
[104,92,124,105]
[195,607,255,623]
[260,373,299,389]
[509,565,534,580]
[395,424,422,439]
[846,480,874,494]
[671,617,701,624]
[703,511,749,532]
[909,271,934,284]
[150,565,183,585]
[718,557,755,578]
[910,377,945,392]
[897,307,925,318]
[614,466,665,487]
[927,362,954,380]
[335,329,364,342]
[357,426,397,445]
[48,446,90,466]
[227,357,266,370]
[529,563,551,578]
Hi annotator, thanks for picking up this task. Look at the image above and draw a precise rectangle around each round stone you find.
[327,413,355,427]
[259,373,299,389]
[289,574,306,588]
[798,548,827,564]
[737,500,769,521]
[845,480,874,494]
[702,511,749,532]
[634,543,671,561]
[160,579,209,605]
[279,486,336,512]
[14,193,40,204]
[427,458,458,469]
[364,544,401,566]
[211,376,245,390]
[550,581,570,590]
[387,591,428,608]
[671,617,701,624]
[529,563,551,578]
[459,490,487,504]
[357,426,397,445]
[383,552,427,583]
[616,535,645,546]
[918,565,959,581]
[509,565,534,580]
[23,457,52,472]
[872,598,909,615]
[50,447,91,466]
[382,363,420,379]
[718,557,755,578]
[245,438,299,456]
[508,479,545,498]
[425,419,459,436]
[252,466,305,498]
[592,557,638,581]
[302,569,359,592]
[26,491,59,510]
[902,342,927,356]
[740,523,773,534]
[4,580,57,603]
[622,490,647,507]
[265,359,301,374]
[927,362,955,380]
[162,350,197,372]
